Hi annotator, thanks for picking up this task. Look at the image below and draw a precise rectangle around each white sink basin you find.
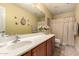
[0,36,16,47]
[0,33,46,50]
[0,43,6,47]
[5,41,32,50]
[0,35,17,43]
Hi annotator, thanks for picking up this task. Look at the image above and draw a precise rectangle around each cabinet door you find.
[22,50,31,56]
[52,36,55,55]
[32,42,47,56]
[47,36,55,56]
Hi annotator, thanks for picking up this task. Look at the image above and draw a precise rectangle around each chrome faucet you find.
[11,34,20,43]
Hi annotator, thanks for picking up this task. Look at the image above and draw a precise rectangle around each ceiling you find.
[15,3,76,17]
[15,3,44,17]
[44,3,76,15]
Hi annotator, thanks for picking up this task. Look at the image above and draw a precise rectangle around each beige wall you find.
[0,3,38,35]
[53,12,75,19]
[75,4,79,23]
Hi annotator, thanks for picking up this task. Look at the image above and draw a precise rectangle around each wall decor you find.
[15,22,18,25]
[20,17,26,25]
[14,16,18,25]
[14,16,17,19]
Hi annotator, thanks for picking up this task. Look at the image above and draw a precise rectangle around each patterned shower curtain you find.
[50,17,78,46]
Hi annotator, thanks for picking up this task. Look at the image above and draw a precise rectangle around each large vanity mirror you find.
[0,3,46,35]
[0,6,5,33]
[15,3,45,33]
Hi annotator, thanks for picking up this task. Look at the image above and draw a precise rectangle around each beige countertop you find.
[0,33,55,56]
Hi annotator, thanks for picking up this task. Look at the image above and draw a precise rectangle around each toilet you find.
[55,38,61,48]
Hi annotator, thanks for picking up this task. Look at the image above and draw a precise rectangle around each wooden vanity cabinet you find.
[22,36,55,56]
[47,36,55,56]
[52,36,55,55]
[32,42,47,56]
[47,38,53,56]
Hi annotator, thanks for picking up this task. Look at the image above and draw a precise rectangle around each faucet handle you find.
[15,34,20,40]
[0,31,5,37]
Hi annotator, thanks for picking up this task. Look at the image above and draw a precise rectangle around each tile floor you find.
[54,35,79,56]
[61,46,79,56]
[54,45,79,56]
[53,35,79,56]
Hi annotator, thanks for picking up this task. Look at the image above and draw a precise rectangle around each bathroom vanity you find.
[0,33,55,56]
[22,35,55,56]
